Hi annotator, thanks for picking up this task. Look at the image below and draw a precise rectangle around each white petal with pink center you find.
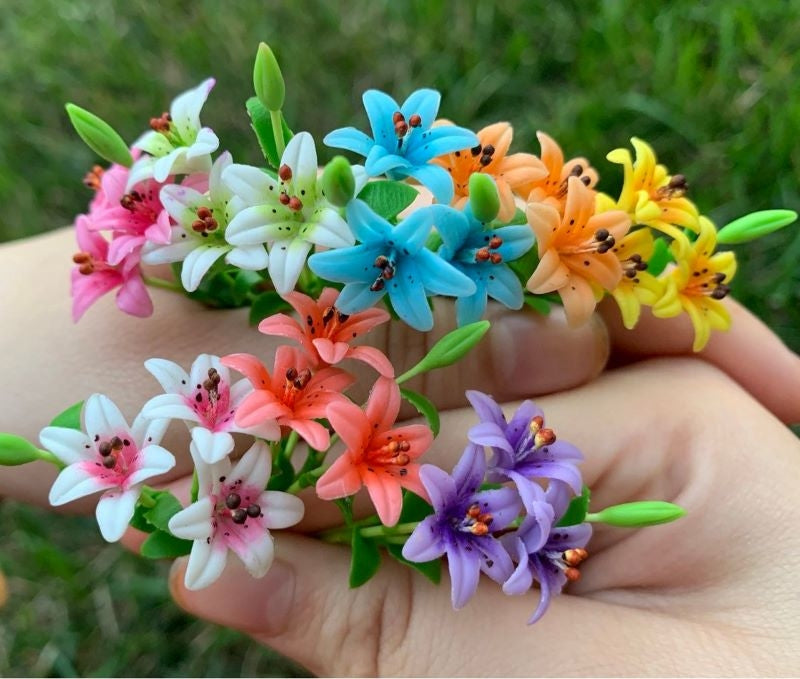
[40,394,175,542]
[169,440,305,590]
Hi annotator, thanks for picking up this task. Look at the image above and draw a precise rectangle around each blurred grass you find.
[0,0,798,676]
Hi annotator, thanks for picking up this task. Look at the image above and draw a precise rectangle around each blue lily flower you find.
[307,199,476,331]
[432,202,535,326]
[323,89,478,204]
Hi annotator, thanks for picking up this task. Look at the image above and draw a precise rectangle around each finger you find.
[168,532,744,677]
[599,297,800,424]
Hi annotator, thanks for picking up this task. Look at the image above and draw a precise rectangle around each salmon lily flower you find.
[526,176,631,327]
[258,287,394,377]
[519,131,599,212]
[433,122,547,222]
[652,217,737,351]
[222,347,354,451]
[605,138,699,246]
[315,377,432,526]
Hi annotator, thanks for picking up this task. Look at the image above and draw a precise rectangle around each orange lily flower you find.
[519,131,599,212]
[526,176,631,327]
[652,217,737,351]
[433,122,546,221]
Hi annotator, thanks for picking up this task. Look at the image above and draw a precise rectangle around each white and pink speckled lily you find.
[129,78,220,186]
[223,132,359,294]
[168,439,304,590]
[40,394,175,542]
[141,354,280,464]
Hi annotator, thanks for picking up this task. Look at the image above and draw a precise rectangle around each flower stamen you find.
[456,502,494,536]
[83,165,104,190]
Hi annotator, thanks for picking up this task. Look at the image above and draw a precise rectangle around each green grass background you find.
[1,0,798,676]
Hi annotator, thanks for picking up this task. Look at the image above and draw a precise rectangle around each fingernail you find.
[169,557,296,637]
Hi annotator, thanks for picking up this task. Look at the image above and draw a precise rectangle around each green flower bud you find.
[397,321,490,383]
[716,209,797,245]
[0,433,49,466]
[468,173,500,223]
[65,104,133,168]
[321,156,355,207]
[253,42,285,112]
[588,501,686,527]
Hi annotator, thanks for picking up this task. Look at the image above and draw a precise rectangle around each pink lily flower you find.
[222,346,354,451]
[40,394,175,542]
[141,354,281,464]
[316,377,432,526]
[169,440,305,590]
[259,287,394,377]
[71,215,153,321]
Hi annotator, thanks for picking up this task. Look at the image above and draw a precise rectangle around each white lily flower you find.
[142,152,269,291]
[40,394,175,542]
[141,354,280,463]
[223,131,365,294]
[129,78,220,186]
[169,440,305,590]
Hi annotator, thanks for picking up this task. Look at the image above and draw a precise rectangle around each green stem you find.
[584,513,601,522]
[139,486,158,509]
[143,276,183,293]
[282,430,300,460]
[359,521,419,538]
[270,109,285,158]
[37,448,65,469]
[395,365,422,385]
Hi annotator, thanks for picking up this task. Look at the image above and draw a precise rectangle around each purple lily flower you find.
[466,391,584,512]
[503,484,592,624]
[402,443,521,610]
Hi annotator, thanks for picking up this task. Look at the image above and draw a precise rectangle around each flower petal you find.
[315,452,364,500]
[323,126,374,157]
[191,428,235,464]
[268,238,312,295]
[229,440,272,490]
[363,89,400,149]
[184,538,228,590]
[84,394,129,439]
[126,444,176,486]
[169,497,214,540]
[402,515,445,562]
[180,245,228,292]
[260,490,305,529]
[502,538,534,595]
[446,540,481,609]
[141,393,198,422]
[419,463,458,513]
[49,463,111,505]
[396,163,454,205]
[95,487,140,542]
[387,260,433,331]
[416,249,476,297]
[223,164,282,206]
[363,468,403,526]
[288,418,330,451]
[144,358,190,393]
[225,244,269,270]
[39,427,92,465]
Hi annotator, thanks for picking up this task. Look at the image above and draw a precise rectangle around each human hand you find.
[166,357,800,676]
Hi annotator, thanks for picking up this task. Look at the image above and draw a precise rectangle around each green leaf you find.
[140,531,193,559]
[320,156,355,207]
[190,468,199,503]
[468,173,500,222]
[266,450,296,491]
[588,501,686,527]
[522,293,551,315]
[246,96,293,168]
[0,433,47,466]
[130,502,157,534]
[249,290,292,326]
[349,529,381,588]
[65,103,133,167]
[647,237,673,276]
[397,321,491,383]
[253,42,285,111]
[143,491,184,532]
[397,490,435,524]
[357,181,419,221]
[399,388,440,437]
[233,269,263,300]
[557,485,591,526]
[716,209,798,244]
[50,400,84,430]
[386,543,441,584]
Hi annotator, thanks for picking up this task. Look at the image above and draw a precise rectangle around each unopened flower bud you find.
[320,156,355,207]
[468,172,500,223]
[65,103,133,168]
[253,42,285,111]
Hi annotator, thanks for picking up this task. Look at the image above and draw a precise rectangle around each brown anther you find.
[102,455,117,469]
[629,253,642,263]
[72,252,91,264]
[98,441,113,457]
[408,113,422,128]
[535,428,556,447]
[293,369,312,390]
[337,311,350,323]
[711,284,730,300]
[387,441,400,453]
[471,523,489,536]
[225,493,242,510]
[563,548,588,566]
[231,508,247,524]
[395,120,409,137]
[467,503,481,518]
[279,192,291,205]
[668,174,687,191]
[78,263,94,275]
[246,504,261,518]
[288,196,303,211]
[395,453,411,466]
[196,206,212,219]
[529,415,544,434]
[635,260,648,271]
[398,440,410,452]
[278,164,293,181]
[82,165,104,190]
[191,220,206,232]
[570,164,584,177]
[374,255,390,269]
[470,144,483,157]
[475,248,491,262]
[120,194,136,211]
[110,436,123,450]
[712,272,727,283]
[370,279,385,292]
[489,252,503,264]
[594,228,609,242]
[625,269,637,279]
[483,144,495,156]
[564,567,581,582]
[392,111,405,124]
[580,175,592,186]
[203,378,214,391]
[381,265,395,280]
[489,235,503,249]
[479,154,492,167]
[208,368,219,380]
[597,240,613,254]
[477,513,494,526]
[285,367,298,381]
[322,306,335,324]
[204,218,218,231]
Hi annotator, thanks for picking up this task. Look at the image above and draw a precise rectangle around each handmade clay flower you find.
[70,215,153,321]
[223,346,354,451]
[129,78,219,185]
[222,132,357,294]
[652,216,737,351]
[142,354,281,464]
[315,377,432,526]
[402,443,521,609]
[41,394,174,542]
[434,202,534,326]
[519,131,599,211]
[466,391,583,512]
[258,287,394,377]
[433,122,547,221]
[169,440,305,590]
[324,88,478,204]
[308,199,476,331]
[526,176,631,327]
[142,152,268,292]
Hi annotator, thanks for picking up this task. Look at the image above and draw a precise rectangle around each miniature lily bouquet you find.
[1,43,796,624]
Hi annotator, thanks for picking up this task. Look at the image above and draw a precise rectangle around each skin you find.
[2,228,800,675]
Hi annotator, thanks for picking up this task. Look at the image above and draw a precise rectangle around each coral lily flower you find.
[653,217,737,351]
[605,138,699,246]
[519,131,599,211]
[222,347,354,451]
[526,176,631,327]
[433,122,547,222]
[315,377,432,526]
[258,287,394,377]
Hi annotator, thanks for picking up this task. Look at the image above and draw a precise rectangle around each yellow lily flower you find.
[653,217,737,351]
